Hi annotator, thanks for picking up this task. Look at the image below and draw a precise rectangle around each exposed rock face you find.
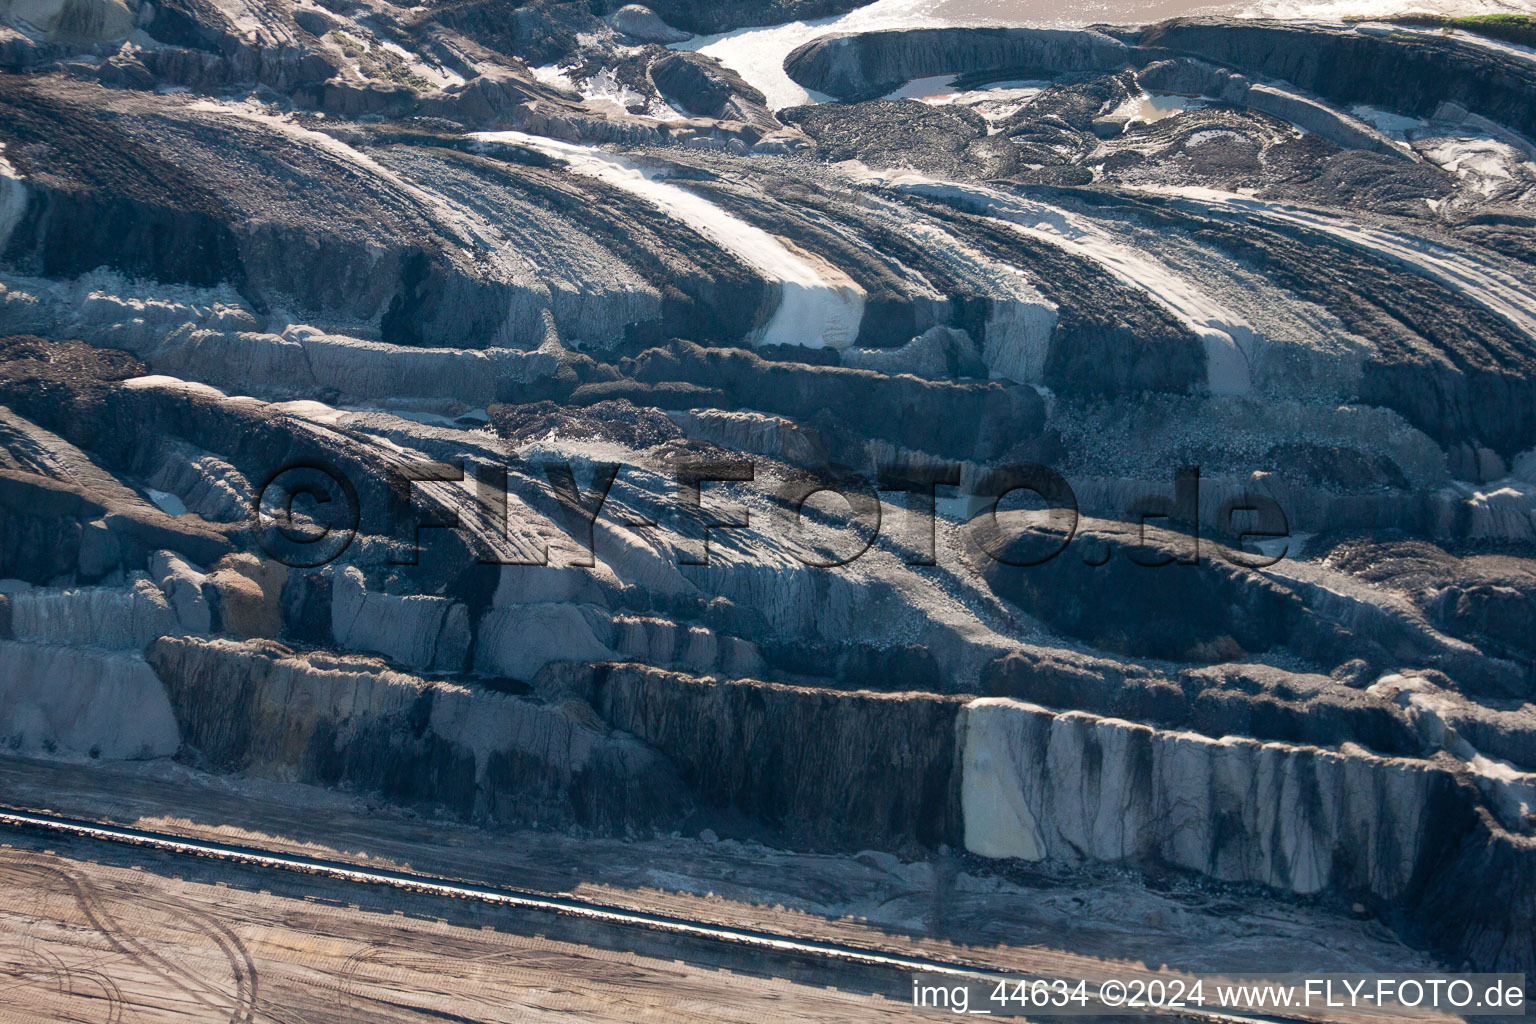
[476,602,615,679]
[980,514,1533,699]
[650,51,777,129]
[142,438,253,522]
[332,565,469,672]
[1,577,177,647]
[980,650,1427,758]
[641,0,867,36]
[146,636,690,829]
[1133,18,1536,140]
[590,664,965,850]
[512,339,1049,463]
[111,320,561,405]
[984,518,1312,664]
[150,549,212,634]
[0,460,235,583]
[957,697,1535,974]
[0,0,134,45]
[0,641,180,758]
[960,697,1447,892]
[785,27,1129,102]
[0,0,1534,980]
[1319,536,1536,671]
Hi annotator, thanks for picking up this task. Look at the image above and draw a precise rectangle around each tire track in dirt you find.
[0,854,252,1024]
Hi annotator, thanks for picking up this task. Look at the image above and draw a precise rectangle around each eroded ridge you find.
[0,0,1534,1002]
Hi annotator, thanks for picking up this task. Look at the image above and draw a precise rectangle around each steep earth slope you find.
[0,0,1533,978]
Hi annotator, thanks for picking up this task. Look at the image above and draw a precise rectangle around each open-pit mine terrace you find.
[1,0,1535,1015]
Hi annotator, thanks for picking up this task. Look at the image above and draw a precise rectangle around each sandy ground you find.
[0,839,931,1023]
[0,754,1477,1022]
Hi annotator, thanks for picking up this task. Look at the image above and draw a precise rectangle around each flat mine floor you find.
[0,837,933,1023]
[0,754,1467,1023]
